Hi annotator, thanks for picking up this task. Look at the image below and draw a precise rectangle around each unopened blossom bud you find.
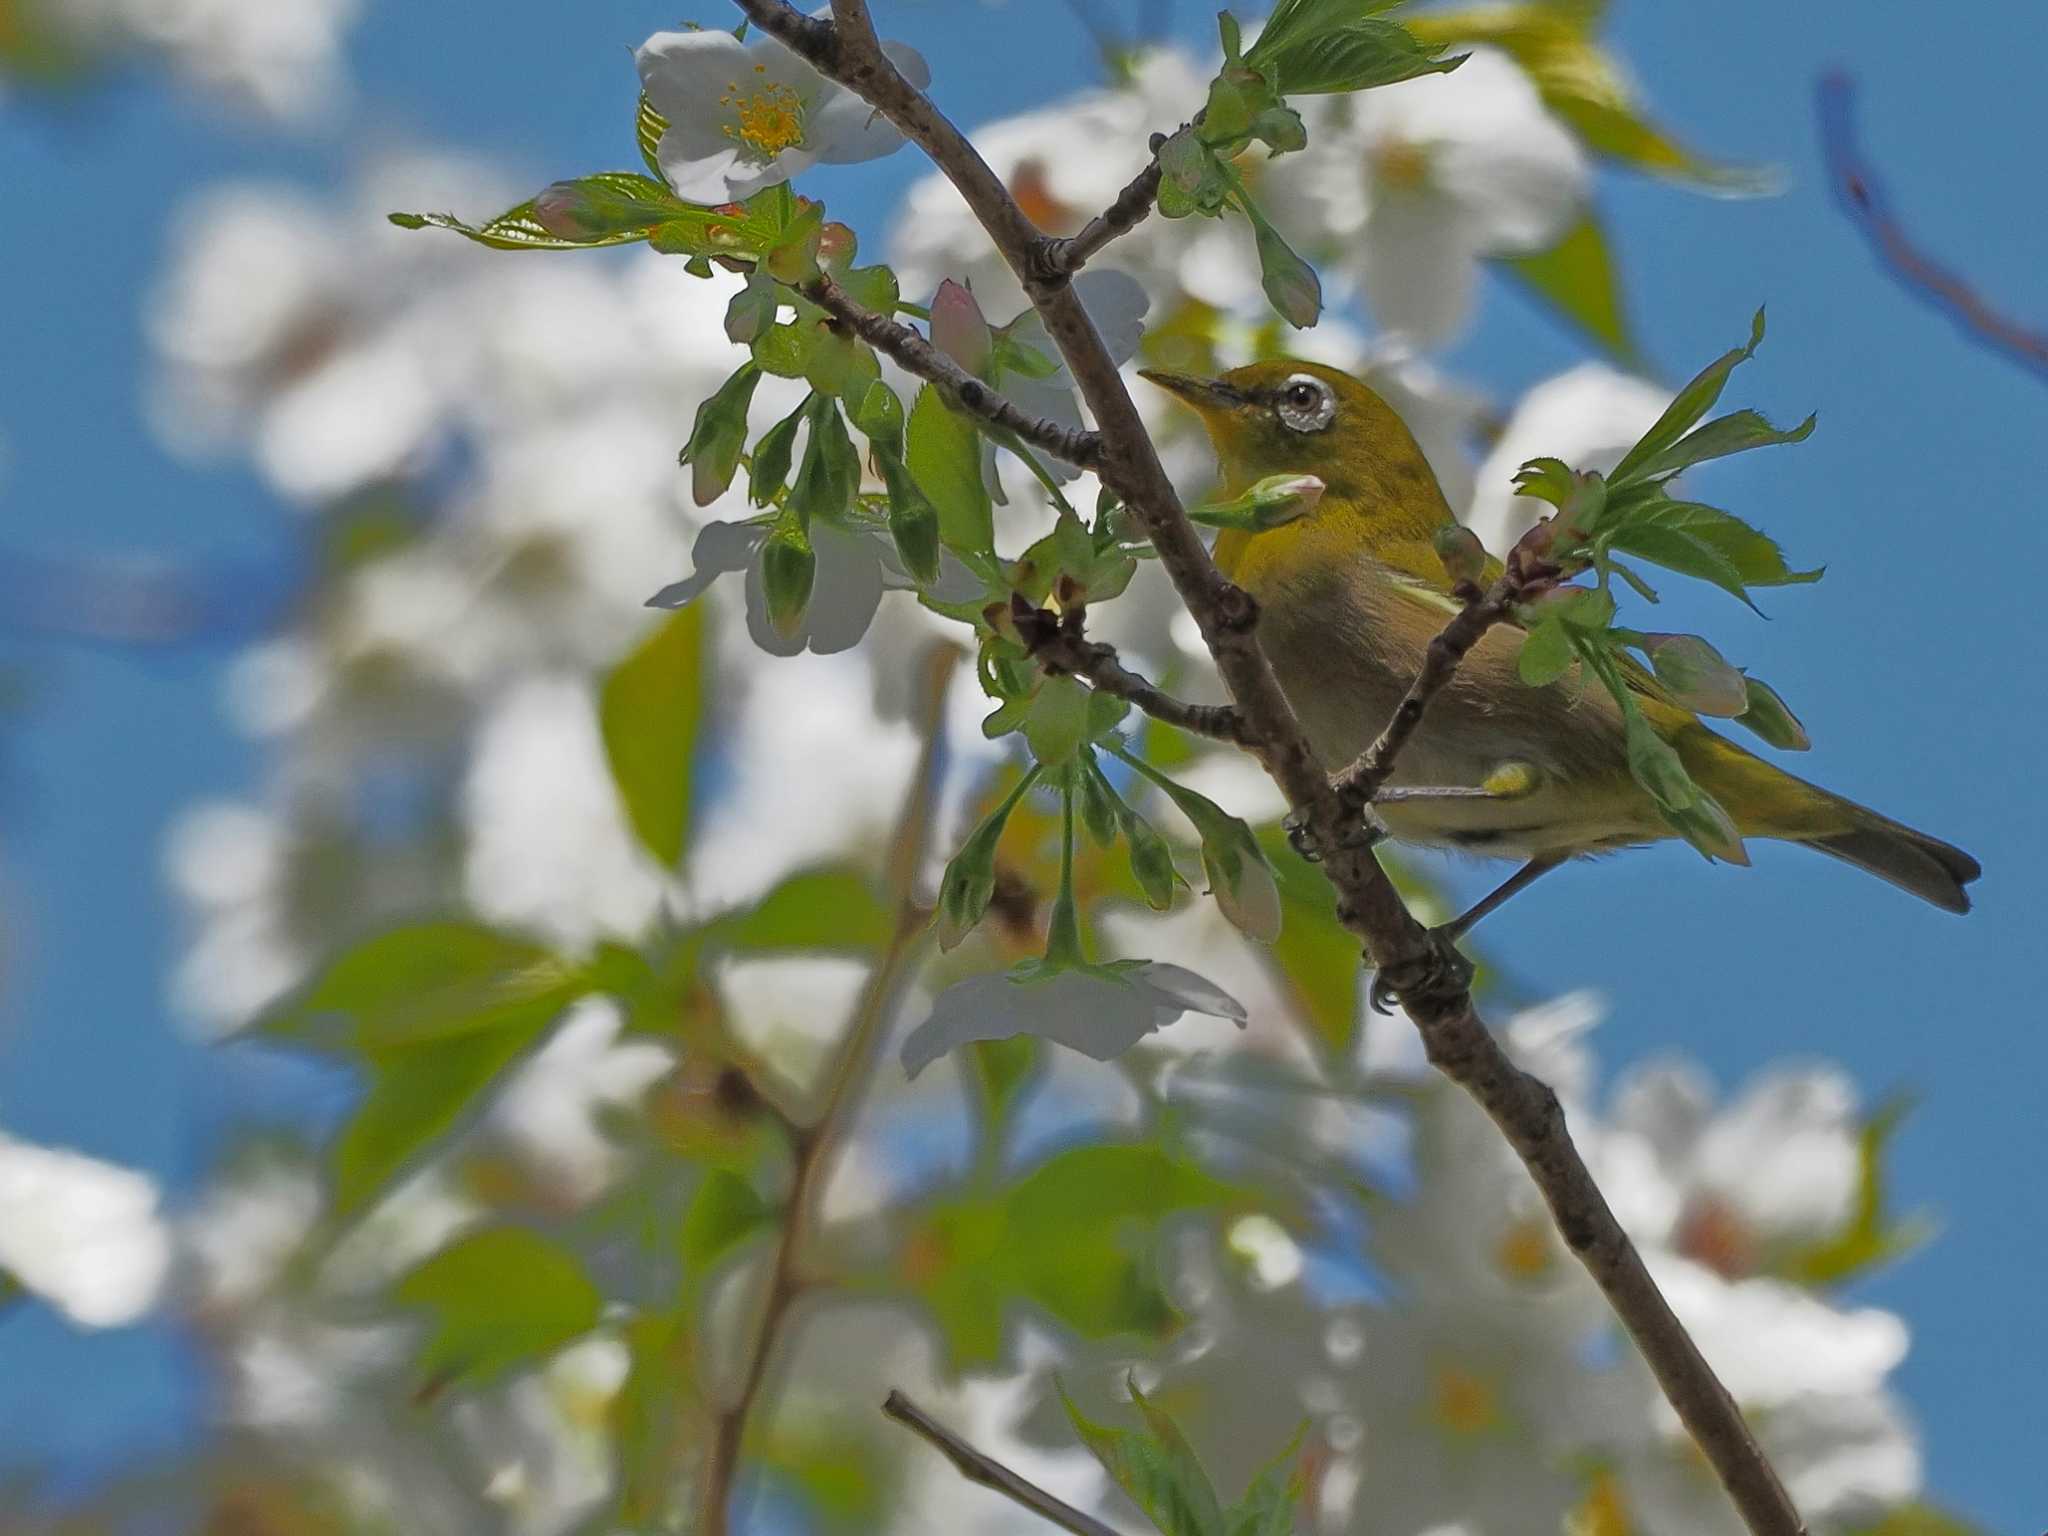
[1433,524,1488,587]
[1641,633,1748,717]
[930,278,993,376]
[759,522,815,639]
[817,222,858,272]
[1253,220,1321,329]
[1736,676,1811,751]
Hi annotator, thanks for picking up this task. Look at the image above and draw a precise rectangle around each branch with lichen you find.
[1012,597,1252,745]
[729,4,1809,1532]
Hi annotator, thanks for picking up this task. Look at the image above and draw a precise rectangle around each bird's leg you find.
[1367,855,1568,1014]
[1437,854,1568,941]
[1368,929,1473,1015]
[1283,805,1384,864]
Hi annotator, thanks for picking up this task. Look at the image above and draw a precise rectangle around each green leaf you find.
[1783,1094,1932,1287]
[1060,1378,1227,1536]
[396,1226,602,1392]
[1403,6,1769,191]
[1249,18,1463,96]
[601,604,707,867]
[752,322,813,379]
[1619,498,1821,589]
[714,866,893,954]
[1025,676,1092,768]
[636,94,670,180]
[256,921,585,1052]
[1630,407,1817,481]
[613,1311,702,1524]
[1256,826,1362,1054]
[1603,523,1754,608]
[906,385,994,557]
[1224,1426,1310,1536]
[391,171,693,253]
[332,1024,562,1216]
[909,1145,1251,1369]
[853,379,906,458]
[1845,1503,1988,1536]
[1517,618,1575,686]
[1609,309,1768,486]
[681,1169,774,1278]
[1500,209,1635,362]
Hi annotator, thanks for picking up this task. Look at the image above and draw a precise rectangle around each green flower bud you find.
[1624,715,1696,814]
[748,402,804,507]
[1253,218,1321,329]
[1024,675,1090,768]
[1202,823,1282,943]
[935,768,1039,951]
[681,364,761,507]
[1641,633,1748,717]
[1736,676,1811,751]
[1252,104,1307,153]
[1661,790,1750,866]
[877,448,941,586]
[759,521,815,639]
[1190,473,1325,531]
[1077,759,1119,847]
[1122,807,1180,911]
[1433,524,1488,587]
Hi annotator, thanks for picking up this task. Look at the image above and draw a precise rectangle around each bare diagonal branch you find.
[1040,151,1167,280]
[740,5,1809,1533]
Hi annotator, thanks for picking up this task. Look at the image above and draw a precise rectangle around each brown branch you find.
[801,272,1103,469]
[882,1391,1124,1536]
[739,5,1807,1533]
[1819,72,2048,382]
[1038,150,1167,281]
[1014,602,1251,745]
[1333,563,1534,812]
[698,642,961,1536]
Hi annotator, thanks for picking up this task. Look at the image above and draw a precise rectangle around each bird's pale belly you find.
[1255,602,1662,861]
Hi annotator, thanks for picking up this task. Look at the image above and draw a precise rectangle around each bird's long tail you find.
[1676,725,1981,913]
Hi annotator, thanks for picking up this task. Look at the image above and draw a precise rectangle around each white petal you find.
[636,28,751,126]
[1130,962,1250,1024]
[1465,365,1671,553]
[1072,268,1151,366]
[0,1135,171,1328]
[1356,194,1482,347]
[901,967,1201,1078]
[792,522,887,654]
[648,519,767,611]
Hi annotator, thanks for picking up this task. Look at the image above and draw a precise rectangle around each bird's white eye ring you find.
[1275,373,1336,433]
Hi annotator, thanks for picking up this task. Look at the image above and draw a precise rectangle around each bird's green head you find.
[1140,359,1454,544]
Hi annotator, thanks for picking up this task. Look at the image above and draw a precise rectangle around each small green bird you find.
[1144,359,1980,926]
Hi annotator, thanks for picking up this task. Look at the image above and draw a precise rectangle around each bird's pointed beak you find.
[1138,368,1249,415]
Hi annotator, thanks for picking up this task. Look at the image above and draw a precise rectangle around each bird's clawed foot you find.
[1284,806,1385,865]
[1368,926,1476,1016]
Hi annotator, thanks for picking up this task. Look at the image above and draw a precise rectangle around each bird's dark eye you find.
[1275,373,1336,433]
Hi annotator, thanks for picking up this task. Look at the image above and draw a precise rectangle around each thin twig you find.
[698,642,962,1536]
[802,272,1104,469]
[1039,152,1167,280]
[1332,567,1528,811]
[1819,72,2048,382]
[740,5,1807,1533]
[1015,605,1251,745]
[882,1390,1123,1536]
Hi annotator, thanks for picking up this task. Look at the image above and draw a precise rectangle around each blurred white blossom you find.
[1466,363,1672,551]
[57,0,361,120]
[0,1131,171,1327]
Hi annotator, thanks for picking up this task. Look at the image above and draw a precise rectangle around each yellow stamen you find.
[1429,1364,1499,1436]
[1373,138,1431,190]
[1495,1215,1555,1281]
[1566,1471,1634,1536]
[719,76,806,158]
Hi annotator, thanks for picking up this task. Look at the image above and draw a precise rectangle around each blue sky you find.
[1,1,2041,1527]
